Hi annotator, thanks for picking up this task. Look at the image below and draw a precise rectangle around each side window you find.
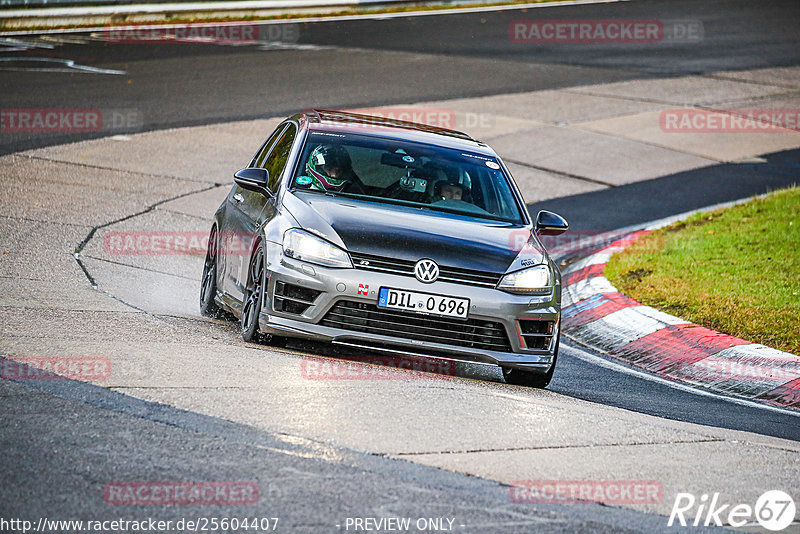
[251,124,287,168]
[263,124,297,193]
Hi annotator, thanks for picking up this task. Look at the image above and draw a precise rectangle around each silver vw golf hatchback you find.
[200,110,569,387]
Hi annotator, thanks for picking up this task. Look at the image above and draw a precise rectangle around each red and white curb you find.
[559,230,800,411]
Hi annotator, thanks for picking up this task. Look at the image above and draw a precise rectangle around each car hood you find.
[282,191,545,274]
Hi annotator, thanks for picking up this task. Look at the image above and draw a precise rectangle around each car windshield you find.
[290,131,525,223]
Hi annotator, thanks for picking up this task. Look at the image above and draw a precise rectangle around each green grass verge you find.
[604,186,800,355]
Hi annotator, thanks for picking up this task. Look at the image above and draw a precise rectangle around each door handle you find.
[233,193,244,203]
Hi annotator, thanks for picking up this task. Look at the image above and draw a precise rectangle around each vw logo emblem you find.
[414,259,439,283]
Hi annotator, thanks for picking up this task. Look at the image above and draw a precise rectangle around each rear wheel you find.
[503,336,559,388]
[199,226,222,318]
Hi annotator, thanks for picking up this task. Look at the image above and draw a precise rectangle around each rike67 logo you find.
[668,490,796,531]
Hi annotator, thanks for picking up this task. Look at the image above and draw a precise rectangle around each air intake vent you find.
[518,320,554,350]
[321,300,512,352]
[274,282,321,315]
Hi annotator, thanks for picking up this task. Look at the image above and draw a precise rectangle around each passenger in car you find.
[433,177,469,203]
[438,181,464,201]
[430,176,489,215]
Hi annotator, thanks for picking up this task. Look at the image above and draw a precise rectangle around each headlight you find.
[282,229,352,268]
[497,264,551,295]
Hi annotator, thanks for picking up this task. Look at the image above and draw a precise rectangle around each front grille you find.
[321,300,512,352]
[274,282,321,315]
[518,319,554,350]
[350,252,502,288]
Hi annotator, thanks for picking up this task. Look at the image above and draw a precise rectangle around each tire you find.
[241,242,266,343]
[240,241,286,346]
[503,336,559,388]
[199,226,223,318]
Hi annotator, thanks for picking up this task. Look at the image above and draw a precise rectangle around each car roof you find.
[298,109,497,156]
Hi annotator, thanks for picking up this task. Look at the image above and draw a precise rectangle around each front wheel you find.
[241,243,266,343]
[240,242,284,346]
[503,336,559,388]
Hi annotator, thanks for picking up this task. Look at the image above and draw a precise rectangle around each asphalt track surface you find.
[4,373,715,534]
[2,0,800,154]
[1,0,797,431]
[1,0,799,531]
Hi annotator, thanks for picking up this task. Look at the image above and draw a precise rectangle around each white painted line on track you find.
[562,341,800,418]
[568,304,689,350]
[0,0,627,37]
[562,275,616,306]
[0,56,126,74]
[0,37,55,50]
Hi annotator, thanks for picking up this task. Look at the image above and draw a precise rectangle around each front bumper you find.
[259,242,560,372]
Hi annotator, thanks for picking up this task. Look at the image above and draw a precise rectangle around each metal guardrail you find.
[0,0,452,30]
[0,0,437,8]
[0,0,564,30]
[1,0,200,6]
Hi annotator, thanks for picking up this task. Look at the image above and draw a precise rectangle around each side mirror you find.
[535,210,569,236]
[234,167,270,194]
